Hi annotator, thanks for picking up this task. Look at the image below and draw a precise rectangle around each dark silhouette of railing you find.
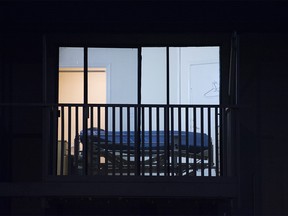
[53,103,233,177]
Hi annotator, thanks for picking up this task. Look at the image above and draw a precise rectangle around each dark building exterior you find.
[1,1,288,215]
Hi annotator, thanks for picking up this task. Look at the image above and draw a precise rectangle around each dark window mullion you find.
[136,47,142,176]
[84,47,88,105]
[166,47,170,105]
[166,47,170,175]
[138,47,142,106]
[83,46,88,175]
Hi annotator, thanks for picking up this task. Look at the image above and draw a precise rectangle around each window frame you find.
[43,33,233,180]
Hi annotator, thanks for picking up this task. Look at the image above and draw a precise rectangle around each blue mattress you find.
[80,128,210,150]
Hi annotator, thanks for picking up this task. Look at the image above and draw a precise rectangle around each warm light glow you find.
[59,67,106,72]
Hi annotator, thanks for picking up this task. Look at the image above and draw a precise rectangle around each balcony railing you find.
[50,103,234,177]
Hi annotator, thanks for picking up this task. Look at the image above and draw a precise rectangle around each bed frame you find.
[75,128,213,176]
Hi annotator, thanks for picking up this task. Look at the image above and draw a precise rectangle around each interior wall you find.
[142,47,167,104]
[58,72,106,148]
[88,48,138,104]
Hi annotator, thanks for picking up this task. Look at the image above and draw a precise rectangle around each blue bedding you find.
[80,128,210,150]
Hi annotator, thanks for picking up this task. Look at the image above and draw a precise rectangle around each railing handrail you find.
[0,103,239,109]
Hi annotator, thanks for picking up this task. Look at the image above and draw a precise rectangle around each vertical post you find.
[164,106,170,176]
[127,107,131,176]
[60,106,65,176]
[112,106,116,175]
[165,47,170,176]
[215,107,219,176]
[200,107,204,176]
[149,107,152,176]
[90,106,94,175]
[74,106,79,175]
[119,106,123,176]
[156,107,160,176]
[68,106,72,175]
[193,107,197,176]
[105,106,109,175]
[97,106,101,174]
[136,47,142,176]
[141,106,145,176]
[135,106,140,176]
[170,107,174,176]
[178,107,182,176]
[185,107,189,176]
[207,107,212,177]
[221,107,227,176]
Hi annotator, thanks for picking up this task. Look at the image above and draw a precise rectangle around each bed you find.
[77,128,213,176]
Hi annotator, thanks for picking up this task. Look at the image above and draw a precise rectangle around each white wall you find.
[179,47,220,105]
[59,47,84,68]
[88,48,138,104]
[169,48,181,104]
[142,48,167,104]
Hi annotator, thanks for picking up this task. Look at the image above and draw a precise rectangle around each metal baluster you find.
[60,105,65,176]
[220,107,225,176]
[178,107,182,176]
[185,107,189,176]
[135,106,140,176]
[97,106,101,175]
[112,107,116,176]
[200,107,204,176]
[120,106,123,176]
[170,107,174,176]
[193,107,197,176]
[141,106,145,176]
[156,107,160,176]
[105,106,109,175]
[149,107,152,176]
[90,106,94,176]
[165,106,170,176]
[74,106,79,175]
[68,106,72,176]
[127,107,131,176]
[215,107,219,177]
[208,107,212,177]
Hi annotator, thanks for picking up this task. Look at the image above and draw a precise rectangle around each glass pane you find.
[88,48,138,104]
[58,47,84,175]
[141,47,167,104]
[169,47,220,105]
[58,47,84,103]
[169,47,220,176]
